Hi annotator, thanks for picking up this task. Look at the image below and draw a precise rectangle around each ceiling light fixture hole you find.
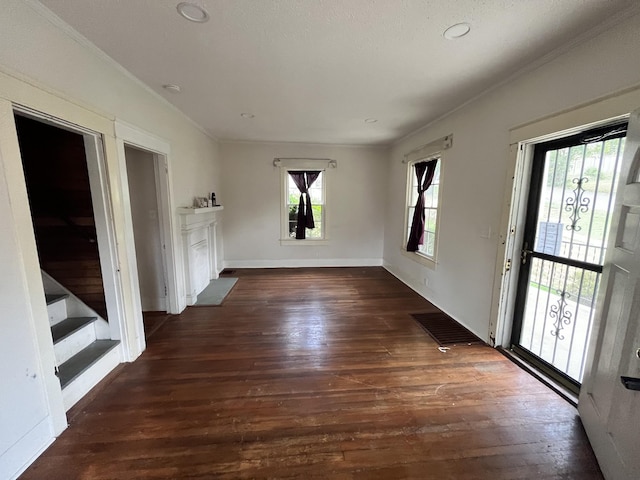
[177,2,210,23]
[443,22,471,40]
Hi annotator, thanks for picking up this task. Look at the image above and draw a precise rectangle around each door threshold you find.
[497,347,579,406]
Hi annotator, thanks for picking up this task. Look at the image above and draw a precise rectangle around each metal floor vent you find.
[411,312,484,346]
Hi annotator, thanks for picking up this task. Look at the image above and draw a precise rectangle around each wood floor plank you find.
[20,267,602,479]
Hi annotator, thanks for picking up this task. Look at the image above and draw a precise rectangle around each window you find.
[405,157,441,260]
[282,169,325,241]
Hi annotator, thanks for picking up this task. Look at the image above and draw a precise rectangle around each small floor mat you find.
[194,277,238,306]
[411,312,483,346]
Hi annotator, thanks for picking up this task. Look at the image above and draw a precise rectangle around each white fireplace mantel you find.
[178,206,223,305]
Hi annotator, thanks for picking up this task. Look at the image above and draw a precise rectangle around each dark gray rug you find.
[194,277,238,306]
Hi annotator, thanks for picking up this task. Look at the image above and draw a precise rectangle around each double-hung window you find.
[277,157,335,244]
[402,144,446,269]
[402,136,449,264]
[285,170,325,240]
[405,158,441,259]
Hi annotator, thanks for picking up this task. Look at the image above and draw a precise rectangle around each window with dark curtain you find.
[289,171,321,239]
[406,159,438,252]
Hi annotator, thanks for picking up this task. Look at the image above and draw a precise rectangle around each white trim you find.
[115,120,170,154]
[224,258,383,269]
[402,135,452,163]
[82,134,129,351]
[280,239,329,246]
[491,86,640,348]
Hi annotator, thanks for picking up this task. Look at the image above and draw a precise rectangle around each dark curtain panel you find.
[406,159,438,252]
[289,171,321,239]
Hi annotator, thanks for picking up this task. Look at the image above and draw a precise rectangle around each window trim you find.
[280,167,328,244]
[402,151,443,269]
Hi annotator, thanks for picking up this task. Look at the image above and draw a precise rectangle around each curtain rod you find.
[402,134,452,163]
[273,157,338,168]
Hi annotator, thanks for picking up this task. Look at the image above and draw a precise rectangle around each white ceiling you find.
[38,0,639,146]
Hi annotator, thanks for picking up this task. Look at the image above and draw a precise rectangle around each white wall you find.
[0,1,222,477]
[220,142,388,267]
[383,12,640,341]
[125,146,166,312]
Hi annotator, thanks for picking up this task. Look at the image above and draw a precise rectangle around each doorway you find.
[123,145,172,338]
[511,122,627,392]
[15,114,109,319]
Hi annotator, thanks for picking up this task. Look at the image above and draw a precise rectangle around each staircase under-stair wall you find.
[42,271,121,411]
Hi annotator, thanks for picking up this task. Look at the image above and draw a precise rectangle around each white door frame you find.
[114,121,183,331]
[491,87,640,348]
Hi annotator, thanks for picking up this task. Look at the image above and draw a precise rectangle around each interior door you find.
[579,108,640,480]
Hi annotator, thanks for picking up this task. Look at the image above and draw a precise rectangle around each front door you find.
[511,121,627,392]
[579,109,640,479]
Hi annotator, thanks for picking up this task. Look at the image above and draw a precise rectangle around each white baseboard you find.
[223,258,383,269]
[185,293,196,306]
[0,417,55,480]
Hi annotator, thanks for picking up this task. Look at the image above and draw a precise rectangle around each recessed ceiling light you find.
[176,2,210,23]
[240,113,255,119]
[364,118,378,123]
[443,22,471,40]
[162,84,182,93]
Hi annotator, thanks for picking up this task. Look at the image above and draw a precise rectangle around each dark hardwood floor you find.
[21,267,602,479]
[142,311,174,340]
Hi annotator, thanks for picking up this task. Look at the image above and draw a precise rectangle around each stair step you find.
[47,294,69,326]
[57,340,120,389]
[45,293,69,305]
[51,317,97,344]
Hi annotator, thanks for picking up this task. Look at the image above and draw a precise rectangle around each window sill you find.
[401,248,437,270]
[280,239,329,246]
